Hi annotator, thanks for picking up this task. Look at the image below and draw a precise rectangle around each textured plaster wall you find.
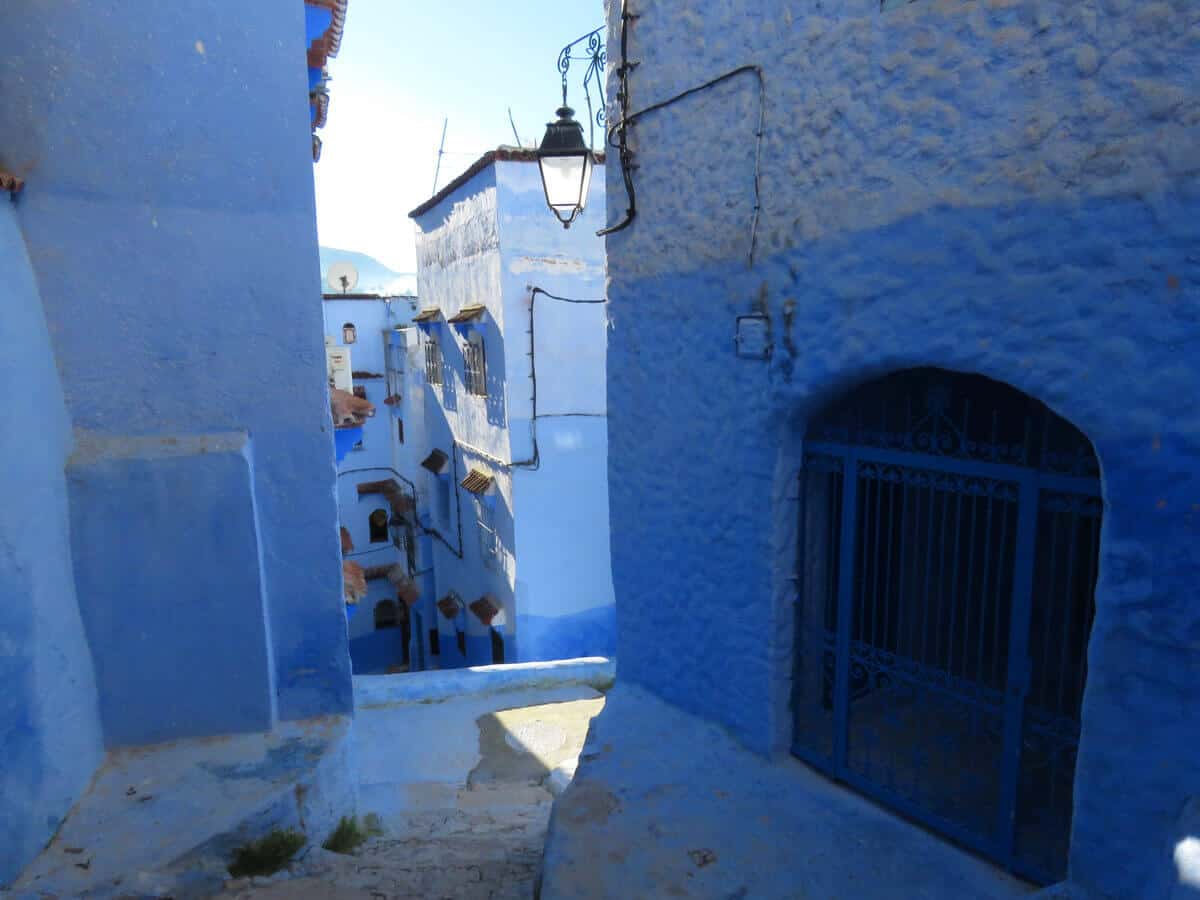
[0,1,350,723]
[0,205,104,886]
[602,0,1199,896]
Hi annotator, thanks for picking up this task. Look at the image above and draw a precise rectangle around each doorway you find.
[792,368,1101,883]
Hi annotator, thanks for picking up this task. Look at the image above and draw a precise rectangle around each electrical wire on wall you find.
[600,0,766,267]
[336,463,463,559]
[510,286,609,471]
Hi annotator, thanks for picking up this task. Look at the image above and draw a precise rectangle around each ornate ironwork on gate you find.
[792,369,1101,884]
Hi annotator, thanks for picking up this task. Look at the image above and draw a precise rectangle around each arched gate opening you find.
[792,368,1101,884]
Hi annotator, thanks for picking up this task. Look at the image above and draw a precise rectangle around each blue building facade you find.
[1,2,353,885]
[591,1,1200,897]
[407,150,615,669]
[322,290,429,674]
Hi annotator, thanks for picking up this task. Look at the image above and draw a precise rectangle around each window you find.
[342,322,357,344]
[369,508,389,543]
[476,496,499,571]
[424,336,442,385]
[396,419,404,444]
[464,335,487,396]
[374,599,398,629]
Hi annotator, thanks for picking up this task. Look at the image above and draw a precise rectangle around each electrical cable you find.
[598,2,766,266]
[335,463,462,559]
[510,286,609,471]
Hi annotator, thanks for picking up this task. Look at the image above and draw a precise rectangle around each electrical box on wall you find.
[735,315,772,359]
[326,344,353,392]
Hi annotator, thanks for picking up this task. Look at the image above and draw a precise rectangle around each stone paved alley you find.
[217,673,607,900]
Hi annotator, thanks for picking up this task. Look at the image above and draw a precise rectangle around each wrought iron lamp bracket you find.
[556,27,607,151]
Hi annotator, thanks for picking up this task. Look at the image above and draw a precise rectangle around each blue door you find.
[791,369,1101,884]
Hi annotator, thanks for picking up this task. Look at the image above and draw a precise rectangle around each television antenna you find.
[327,261,359,294]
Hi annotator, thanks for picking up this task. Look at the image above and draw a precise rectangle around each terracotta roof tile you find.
[460,468,493,495]
[437,592,463,620]
[413,307,442,323]
[447,304,487,324]
[397,580,421,607]
[1,171,24,195]
[420,449,449,473]
[468,594,501,626]
[409,146,605,219]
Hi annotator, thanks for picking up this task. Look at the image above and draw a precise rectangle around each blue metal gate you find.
[792,370,1101,884]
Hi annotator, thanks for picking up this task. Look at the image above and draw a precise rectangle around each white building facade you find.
[323,291,432,673]
[405,149,614,668]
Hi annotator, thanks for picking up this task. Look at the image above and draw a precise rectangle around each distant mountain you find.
[319,247,417,296]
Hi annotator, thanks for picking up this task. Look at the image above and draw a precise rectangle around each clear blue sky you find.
[314,0,605,275]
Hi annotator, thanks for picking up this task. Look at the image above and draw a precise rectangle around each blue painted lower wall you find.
[349,629,407,675]
[0,207,103,886]
[516,605,616,663]
[67,433,277,747]
[606,190,1200,898]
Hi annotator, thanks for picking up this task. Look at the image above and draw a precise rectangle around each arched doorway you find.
[791,368,1101,884]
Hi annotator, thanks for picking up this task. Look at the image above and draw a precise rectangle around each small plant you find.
[322,816,368,855]
[228,828,306,878]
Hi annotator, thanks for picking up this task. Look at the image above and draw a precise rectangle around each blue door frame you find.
[793,437,1100,885]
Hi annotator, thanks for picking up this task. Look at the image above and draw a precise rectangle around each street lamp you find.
[536,105,594,229]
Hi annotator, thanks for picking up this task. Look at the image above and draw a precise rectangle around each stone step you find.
[7,717,355,900]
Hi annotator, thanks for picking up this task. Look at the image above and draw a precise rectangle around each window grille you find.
[464,336,487,396]
[476,496,500,571]
[424,336,442,385]
[385,335,405,399]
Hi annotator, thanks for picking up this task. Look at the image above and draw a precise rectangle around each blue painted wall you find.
[323,294,426,672]
[409,155,613,667]
[602,1,1199,896]
[0,0,351,738]
[67,433,277,746]
[0,205,104,887]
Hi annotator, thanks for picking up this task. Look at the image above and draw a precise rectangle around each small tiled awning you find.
[447,304,486,324]
[397,580,421,608]
[420,449,449,474]
[468,594,501,626]
[1,171,24,195]
[413,308,442,323]
[437,592,463,620]
[356,479,416,517]
[459,468,493,495]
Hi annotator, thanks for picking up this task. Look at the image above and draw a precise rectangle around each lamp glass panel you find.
[540,154,590,212]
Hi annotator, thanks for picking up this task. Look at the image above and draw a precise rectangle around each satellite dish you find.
[327,261,359,294]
